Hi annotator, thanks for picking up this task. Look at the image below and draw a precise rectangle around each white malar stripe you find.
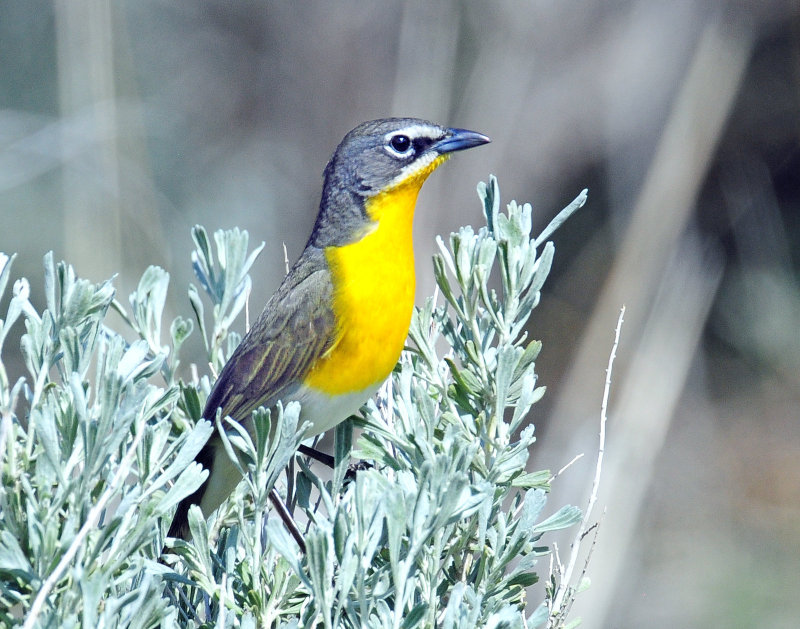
[388,150,442,188]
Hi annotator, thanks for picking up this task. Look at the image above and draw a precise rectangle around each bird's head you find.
[312,118,489,247]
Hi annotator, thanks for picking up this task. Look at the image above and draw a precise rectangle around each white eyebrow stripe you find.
[385,124,444,141]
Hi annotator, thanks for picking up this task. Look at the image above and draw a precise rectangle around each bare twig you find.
[550,452,585,483]
[547,306,624,627]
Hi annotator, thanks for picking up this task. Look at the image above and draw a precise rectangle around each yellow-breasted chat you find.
[168,118,490,540]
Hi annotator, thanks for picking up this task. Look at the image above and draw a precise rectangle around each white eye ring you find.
[385,134,414,157]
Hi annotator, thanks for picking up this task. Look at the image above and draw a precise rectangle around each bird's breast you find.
[304,182,421,395]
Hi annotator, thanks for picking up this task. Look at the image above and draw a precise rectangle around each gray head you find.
[310,118,489,248]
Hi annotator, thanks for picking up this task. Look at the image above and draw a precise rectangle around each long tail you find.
[167,440,216,539]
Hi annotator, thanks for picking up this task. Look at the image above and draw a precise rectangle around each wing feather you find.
[202,248,336,425]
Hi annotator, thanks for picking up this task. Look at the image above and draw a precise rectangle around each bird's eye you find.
[388,134,412,155]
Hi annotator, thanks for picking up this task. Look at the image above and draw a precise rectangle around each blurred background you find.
[1,1,799,627]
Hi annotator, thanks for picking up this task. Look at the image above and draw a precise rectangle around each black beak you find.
[434,128,491,154]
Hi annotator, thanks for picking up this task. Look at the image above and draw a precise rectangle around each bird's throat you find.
[304,179,427,395]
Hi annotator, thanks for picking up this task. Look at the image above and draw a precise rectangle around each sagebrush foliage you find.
[0,177,587,628]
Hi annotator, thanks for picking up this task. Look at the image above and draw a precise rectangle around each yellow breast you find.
[304,177,433,395]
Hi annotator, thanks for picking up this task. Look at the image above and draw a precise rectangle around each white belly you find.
[198,380,381,519]
[292,381,380,438]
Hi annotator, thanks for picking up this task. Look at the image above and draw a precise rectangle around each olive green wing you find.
[202,250,337,425]
[168,252,335,539]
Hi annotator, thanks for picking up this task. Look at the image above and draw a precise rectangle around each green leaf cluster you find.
[0,178,587,627]
[0,252,213,628]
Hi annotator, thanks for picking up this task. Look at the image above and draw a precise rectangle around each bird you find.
[168,117,490,541]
